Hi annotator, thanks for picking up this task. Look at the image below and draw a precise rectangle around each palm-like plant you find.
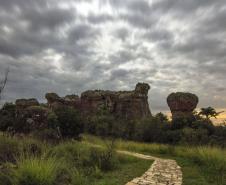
[199,107,223,119]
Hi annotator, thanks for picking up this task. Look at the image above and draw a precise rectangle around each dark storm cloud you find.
[68,24,99,42]
[22,7,75,31]
[0,0,226,113]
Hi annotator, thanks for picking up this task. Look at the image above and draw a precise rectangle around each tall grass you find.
[13,157,61,185]
[83,134,226,184]
[0,135,20,163]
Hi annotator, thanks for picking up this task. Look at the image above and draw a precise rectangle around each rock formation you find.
[45,93,80,110]
[15,98,39,110]
[167,92,198,120]
[15,98,50,130]
[45,82,151,119]
[81,82,151,119]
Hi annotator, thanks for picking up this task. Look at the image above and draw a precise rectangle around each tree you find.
[54,107,83,138]
[199,107,223,119]
[0,68,9,100]
[155,112,169,122]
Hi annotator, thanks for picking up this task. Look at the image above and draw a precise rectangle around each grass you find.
[0,134,153,185]
[83,134,226,185]
[14,157,60,185]
[93,154,151,185]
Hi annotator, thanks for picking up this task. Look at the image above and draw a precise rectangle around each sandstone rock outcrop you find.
[167,92,198,120]
[45,83,151,119]
[15,98,50,130]
[45,93,80,110]
[15,98,39,110]
[81,83,151,119]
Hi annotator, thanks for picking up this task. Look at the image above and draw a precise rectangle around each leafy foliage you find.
[55,107,83,138]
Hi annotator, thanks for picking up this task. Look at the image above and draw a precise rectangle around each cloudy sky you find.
[0,0,226,120]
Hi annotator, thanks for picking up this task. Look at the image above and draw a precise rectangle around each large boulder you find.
[167,92,198,120]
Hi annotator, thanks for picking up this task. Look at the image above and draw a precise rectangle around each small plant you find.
[70,169,88,185]
[13,157,60,185]
[89,142,118,171]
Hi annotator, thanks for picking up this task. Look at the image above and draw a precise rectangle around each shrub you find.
[0,135,20,163]
[70,169,88,185]
[20,138,45,157]
[47,141,90,168]
[55,107,83,138]
[46,112,59,129]
[0,103,16,132]
[13,157,60,185]
[180,127,209,145]
[0,163,15,185]
[32,129,60,143]
[89,142,118,171]
[134,116,169,143]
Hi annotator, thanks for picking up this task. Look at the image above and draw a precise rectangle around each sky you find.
[0,0,226,121]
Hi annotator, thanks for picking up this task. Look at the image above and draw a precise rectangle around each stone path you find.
[117,150,183,185]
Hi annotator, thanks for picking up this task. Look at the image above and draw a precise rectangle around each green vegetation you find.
[54,107,83,138]
[84,134,226,185]
[0,101,226,184]
[0,134,152,185]
[83,106,226,147]
[14,157,60,185]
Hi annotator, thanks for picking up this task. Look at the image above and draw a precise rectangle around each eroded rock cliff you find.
[45,82,151,119]
[81,83,151,119]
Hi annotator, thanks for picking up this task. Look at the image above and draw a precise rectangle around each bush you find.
[180,127,209,145]
[0,163,15,185]
[70,169,88,185]
[134,116,169,143]
[47,141,90,169]
[32,129,60,143]
[89,142,118,171]
[46,112,59,129]
[87,106,117,138]
[13,157,60,185]
[55,107,83,138]
[0,135,20,163]
[0,103,16,132]
[20,138,45,157]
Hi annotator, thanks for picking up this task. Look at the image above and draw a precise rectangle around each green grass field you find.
[83,134,226,185]
[0,134,152,185]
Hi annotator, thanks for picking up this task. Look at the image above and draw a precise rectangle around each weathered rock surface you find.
[15,98,39,110]
[167,92,198,120]
[81,83,151,119]
[45,93,80,110]
[45,83,151,119]
[15,98,51,130]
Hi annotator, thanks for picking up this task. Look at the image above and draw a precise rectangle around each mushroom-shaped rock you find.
[45,92,65,109]
[45,93,61,104]
[135,83,150,96]
[167,92,198,120]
